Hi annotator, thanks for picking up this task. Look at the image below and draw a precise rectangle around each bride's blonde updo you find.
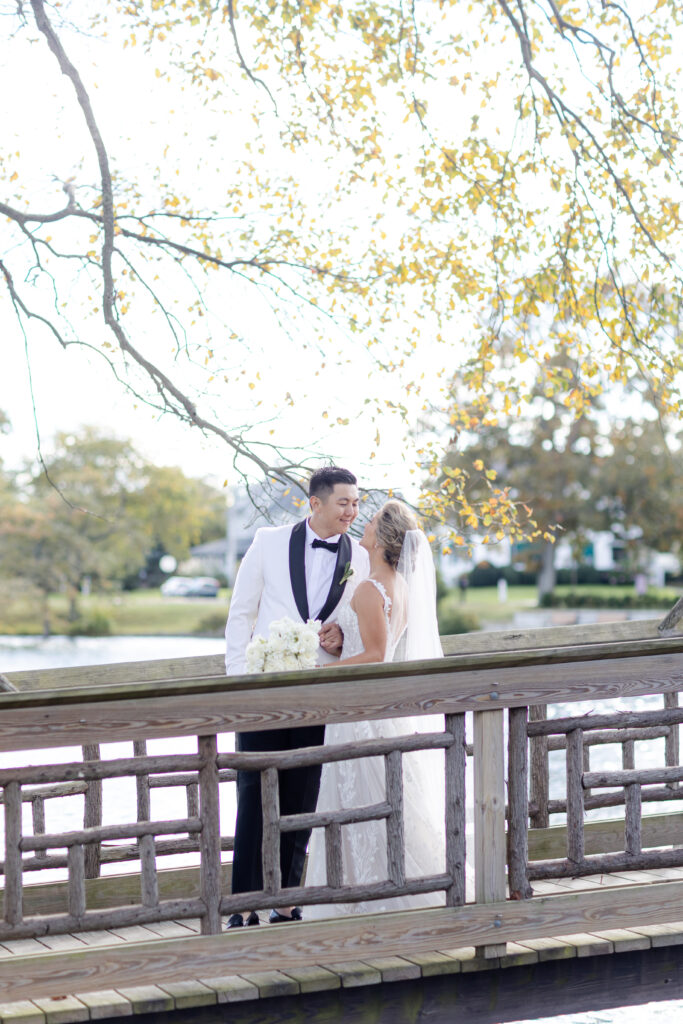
[375,500,419,569]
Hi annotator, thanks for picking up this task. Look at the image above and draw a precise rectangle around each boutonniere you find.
[340,561,355,585]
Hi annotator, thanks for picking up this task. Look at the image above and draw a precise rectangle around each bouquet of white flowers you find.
[245,617,321,673]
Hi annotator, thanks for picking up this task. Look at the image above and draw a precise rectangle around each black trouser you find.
[231,724,325,896]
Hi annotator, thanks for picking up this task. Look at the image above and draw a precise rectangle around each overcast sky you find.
[1,4,454,499]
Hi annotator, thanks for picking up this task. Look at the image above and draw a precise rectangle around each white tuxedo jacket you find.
[224,520,369,675]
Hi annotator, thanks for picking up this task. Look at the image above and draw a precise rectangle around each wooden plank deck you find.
[2,866,683,1022]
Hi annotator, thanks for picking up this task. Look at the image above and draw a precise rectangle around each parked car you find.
[160,576,220,598]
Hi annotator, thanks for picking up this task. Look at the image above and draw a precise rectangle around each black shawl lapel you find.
[289,519,310,621]
[317,531,352,623]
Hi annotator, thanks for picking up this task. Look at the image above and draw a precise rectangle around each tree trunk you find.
[537,540,556,599]
[68,588,79,622]
[41,593,51,638]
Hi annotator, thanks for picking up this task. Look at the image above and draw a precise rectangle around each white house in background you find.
[437,528,680,588]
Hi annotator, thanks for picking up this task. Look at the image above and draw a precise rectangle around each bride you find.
[305,499,448,917]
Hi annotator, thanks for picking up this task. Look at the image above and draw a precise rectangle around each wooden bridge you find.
[1,612,683,1023]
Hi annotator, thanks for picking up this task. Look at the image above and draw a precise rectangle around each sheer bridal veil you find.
[393,529,443,663]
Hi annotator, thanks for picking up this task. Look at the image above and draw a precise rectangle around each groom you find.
[224,466,369,926]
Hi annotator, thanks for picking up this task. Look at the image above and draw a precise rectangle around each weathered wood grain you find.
[664,691,680,791]
[2,617,676,694]
[81,746,102,881]
[4,881,683,1003]
[0,898,205,943]
[624,784,642,858]
[279,802,391,831]
[0,756,202,787]
[31,798,46,864]
[324,823,343,888]
[3,649,681,754]
[529,704,549,829]
[549,785,683,814]
[218,875,451,914]
[261,767,280,897]
[1,655,227,692]
[3,783,23,926]
[442,617,680,655]
[547,726,670,750]
[565,729,584,866]
[67,847,86,919]
[584,765,683,787]
[529,706,683,737]
[507,707,531,899]
[138,836,158,910]
[198,736,221,935]
[218,730,452,770]
[527,847,683,878]
[527,812,683,861]
[21,818,202,852]
[444,714,466,907]
[385,750,405,887]
[659,596,683,633]
[473,709,506,957]
[20,865,235,918]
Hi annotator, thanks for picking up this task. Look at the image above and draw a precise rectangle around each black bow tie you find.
[312,538,339,553]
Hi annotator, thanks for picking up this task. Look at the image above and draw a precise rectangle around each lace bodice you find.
[337,578,403,661]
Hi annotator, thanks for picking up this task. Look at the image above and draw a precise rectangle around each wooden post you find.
[507,706,532,899]
[624,784,642,856]
[583,743,591,800]
[385,749,405,887]
[67,844,86,919]
[445,713,466,907]
[139,834,160,907]
[133,740,151,820]
[664,692,679,791]
[82,744,102,879]
[325,822,343,888]
[566,728,584,866]
[4,782,23,925]
[198,735,222,935]
[31,796,47,862]
[474,709,506,957]
[529,705,549,828]
[261,766,281,897]
[187,782,199,818]
[622,738,641,857]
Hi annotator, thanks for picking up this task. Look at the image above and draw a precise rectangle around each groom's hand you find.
[319,623,343,656]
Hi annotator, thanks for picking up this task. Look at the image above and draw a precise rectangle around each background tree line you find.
[432,362,683,596]
[0,419,225,634]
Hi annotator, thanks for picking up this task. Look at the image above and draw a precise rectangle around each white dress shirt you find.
[305,518,340,618]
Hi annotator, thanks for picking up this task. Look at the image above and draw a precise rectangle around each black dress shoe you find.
[269,907,302,923]
[226,911,260,929]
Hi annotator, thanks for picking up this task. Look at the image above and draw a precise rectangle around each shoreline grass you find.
[0,583,678,637]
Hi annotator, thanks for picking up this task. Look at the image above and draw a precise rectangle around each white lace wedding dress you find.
[305,577,448,917]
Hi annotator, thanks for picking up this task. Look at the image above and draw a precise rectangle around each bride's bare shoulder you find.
[351,577,390,608]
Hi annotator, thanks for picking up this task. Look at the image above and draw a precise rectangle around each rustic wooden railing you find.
[1,615,682,960]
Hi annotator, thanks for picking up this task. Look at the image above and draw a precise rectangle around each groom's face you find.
[310,484,359,537]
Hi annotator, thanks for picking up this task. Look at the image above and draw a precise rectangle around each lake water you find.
[1,635,681,1023]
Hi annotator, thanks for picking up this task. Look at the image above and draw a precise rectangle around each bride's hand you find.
[319,622,343,656]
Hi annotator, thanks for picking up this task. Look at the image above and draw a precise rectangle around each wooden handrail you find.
[0,619,681,957]
[3,617,682,696]
[0,642,681,754]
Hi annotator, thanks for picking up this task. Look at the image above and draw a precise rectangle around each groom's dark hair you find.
[308,466,357,500]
